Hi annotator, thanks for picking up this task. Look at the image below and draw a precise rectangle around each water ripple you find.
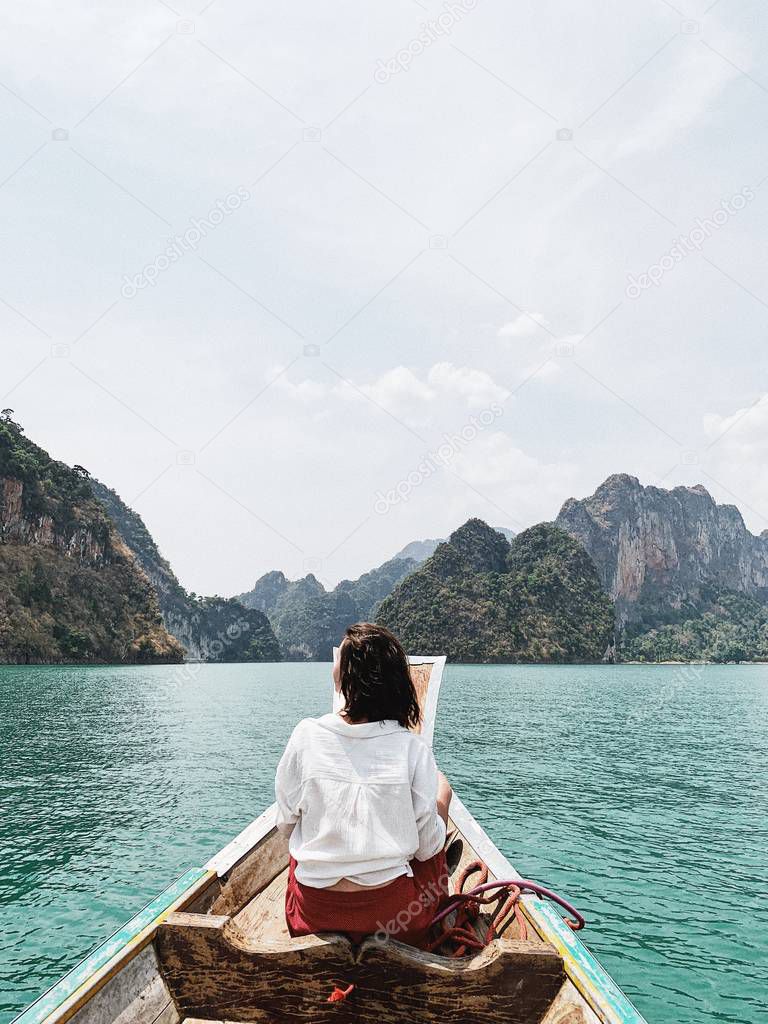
[0,663,766,1023]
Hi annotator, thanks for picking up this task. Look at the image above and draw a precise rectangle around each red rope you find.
[427,859,529,957]
[428,859,586,957]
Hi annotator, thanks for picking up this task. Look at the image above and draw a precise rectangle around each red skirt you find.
[285,851,448,948]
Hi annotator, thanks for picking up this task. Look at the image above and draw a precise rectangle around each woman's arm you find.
[412,743,449,860]
[275,727,302,835]
[436,770,453,826]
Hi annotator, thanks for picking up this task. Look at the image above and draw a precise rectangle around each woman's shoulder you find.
[288,716,430,748]
[403,730,438,766]
[288,716,325,740]
[286,713,349,745]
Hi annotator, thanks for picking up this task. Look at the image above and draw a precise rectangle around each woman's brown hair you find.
[338,623,420,729]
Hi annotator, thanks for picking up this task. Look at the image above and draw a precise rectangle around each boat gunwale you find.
[448,793,648,1024]
[8,867,215,1024]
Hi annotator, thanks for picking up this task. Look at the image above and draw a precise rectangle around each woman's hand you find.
[436,770,453,826]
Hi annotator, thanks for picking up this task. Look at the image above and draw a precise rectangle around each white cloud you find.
[277,362,509,416]
[496,319,586,384]
[450,431,579,527]
[426,362,509,408]
[331,367,435,426]
[270,366,328,403]
[454,431,569,487]
[704,395,768,455]
[613,35,748,162]
[497,314,551,338]
[364,366,433,409]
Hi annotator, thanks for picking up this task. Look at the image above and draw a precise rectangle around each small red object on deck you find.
[327,983,355,1003]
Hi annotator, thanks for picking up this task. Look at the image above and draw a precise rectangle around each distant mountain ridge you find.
[392,527,515,564]
[237,525,518,659]
[5,412,768,667]
[392,538,443,563]
[237,556,418,660]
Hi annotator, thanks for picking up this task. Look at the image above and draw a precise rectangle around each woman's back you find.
[275,712,445,888]
[275,622,452,948]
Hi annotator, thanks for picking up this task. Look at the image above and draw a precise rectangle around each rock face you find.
[92,482,280,663]
[0,420,182,664]
[237,557,419,661]
[555,474,768,627]
[376,519,614,663]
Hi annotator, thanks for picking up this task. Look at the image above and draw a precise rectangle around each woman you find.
[275,622,452,947]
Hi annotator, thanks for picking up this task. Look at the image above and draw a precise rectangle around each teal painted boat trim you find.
[11,866,208,1024]
[526,897,647,1024]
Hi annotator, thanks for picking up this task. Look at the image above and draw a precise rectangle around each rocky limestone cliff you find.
[0,419,182,664]
[0,475,116,563]
[556,474,768,627]
[92,481,280,662]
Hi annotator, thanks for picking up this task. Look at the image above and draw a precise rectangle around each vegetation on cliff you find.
[0,416,182,664]
[621,587,768,663]
[376,519,614,663]
[0,415,101,533]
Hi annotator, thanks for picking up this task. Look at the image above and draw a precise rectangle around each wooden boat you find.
[12,656,648,1024]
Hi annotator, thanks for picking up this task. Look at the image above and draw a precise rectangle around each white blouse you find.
[274,713,446,888]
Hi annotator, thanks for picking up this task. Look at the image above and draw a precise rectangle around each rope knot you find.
[464,897,480,920]
[427,860,585,956]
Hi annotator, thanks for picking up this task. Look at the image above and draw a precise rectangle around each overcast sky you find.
[3,0,768,595]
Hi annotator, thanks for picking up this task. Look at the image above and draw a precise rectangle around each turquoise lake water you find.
[0,663,766,1023]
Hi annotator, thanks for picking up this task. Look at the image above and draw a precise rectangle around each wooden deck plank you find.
[540,979,602,1024]
[232,867,291,945]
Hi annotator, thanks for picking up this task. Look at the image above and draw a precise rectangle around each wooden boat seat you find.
[158,821,567,1022]
[157,903,565,1024]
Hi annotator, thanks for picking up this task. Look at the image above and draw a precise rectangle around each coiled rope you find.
[427,859,585,958]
